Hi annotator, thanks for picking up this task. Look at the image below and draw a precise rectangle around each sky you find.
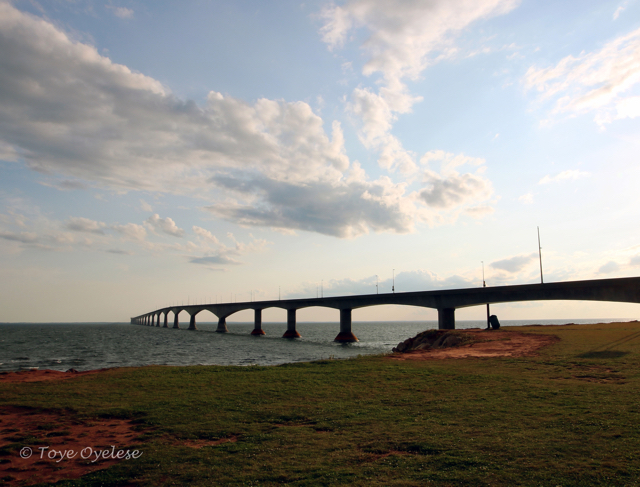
[1,0,640,323]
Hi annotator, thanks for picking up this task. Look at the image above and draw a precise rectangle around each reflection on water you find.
[0,319,627,372]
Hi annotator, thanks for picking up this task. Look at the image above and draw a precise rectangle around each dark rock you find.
[431,334,448,348]
[441,335,462,348]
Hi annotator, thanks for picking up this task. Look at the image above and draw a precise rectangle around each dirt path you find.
[389,329,559,361]
[0,406,146,486]
[0,368,105,383]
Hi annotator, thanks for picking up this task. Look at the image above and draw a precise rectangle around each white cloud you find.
[186,232,269,268]
[0,141,19,161]
[539,170,590,184]
[525,26,640,126]
[0,230,39,244]
[139,199,153,212]
[192,226,220,244]
[419,172,492,209]
[145,214,185,237]
[613,1,628,20]
[519,192,534,204]
[417,151,493,212]
[189,255,241,266]
[105,248,133,255]
[490,253,537,273]
[107,6,134,19]
[320,0,518,82]
[65,217,107,234]
[464,205,494,218]
[615,95,640,120]
[206,173,415,238]
[112,223,147,241]
[347,86,420,174]
[420,150,485,174]
[598,260,620,274]
[41,180,89,191]
[321,0,518,173]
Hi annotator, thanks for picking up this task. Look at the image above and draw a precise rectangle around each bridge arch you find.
[131,277,640,338]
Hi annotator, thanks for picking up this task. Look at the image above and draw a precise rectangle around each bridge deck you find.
[131,276,640,339]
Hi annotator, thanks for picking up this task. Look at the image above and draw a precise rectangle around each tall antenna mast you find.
[537,226,544,284]
[482,261,490,329]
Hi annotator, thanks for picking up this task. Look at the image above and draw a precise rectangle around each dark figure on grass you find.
[488,315,500,330]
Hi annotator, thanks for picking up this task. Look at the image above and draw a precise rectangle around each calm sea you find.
[0,319,628,372]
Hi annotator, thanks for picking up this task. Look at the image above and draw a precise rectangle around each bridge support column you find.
[216,317,228,333]
[283,309,301,338]
[173,312,180,329]
[156,314,160,327]
[188,313,197,331]
[438,308,456,330]
[163,313,168,328]
[251,309,265,335]
[335,309,358,342]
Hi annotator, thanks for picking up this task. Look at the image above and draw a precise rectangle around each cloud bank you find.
[0,2,495,238]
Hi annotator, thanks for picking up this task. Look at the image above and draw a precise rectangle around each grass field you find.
[2,322,640,486]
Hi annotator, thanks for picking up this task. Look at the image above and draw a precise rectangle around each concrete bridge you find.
[131,276,640,342]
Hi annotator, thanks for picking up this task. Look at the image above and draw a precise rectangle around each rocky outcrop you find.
[392,330,469,353]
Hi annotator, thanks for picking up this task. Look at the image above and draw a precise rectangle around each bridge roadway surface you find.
[131,276,640,342]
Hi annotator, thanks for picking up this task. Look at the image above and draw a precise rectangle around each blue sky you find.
[1,0,640,323]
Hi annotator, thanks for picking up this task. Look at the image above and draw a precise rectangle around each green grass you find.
[3,322,640,486]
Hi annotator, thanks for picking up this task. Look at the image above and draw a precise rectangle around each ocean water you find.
[0,319,628,372]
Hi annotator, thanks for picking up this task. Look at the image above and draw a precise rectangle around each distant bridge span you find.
[131,276,640,342]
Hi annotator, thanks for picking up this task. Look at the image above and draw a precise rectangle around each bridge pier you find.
[217,317,228,333]
[173,311,180,329]
[188,313,197,331]
[163,312,168,328]
[335,309,358,342]
[156,313,160,327]
[438,308,456,330]
[251,309,265,335]
[283,309,301,338]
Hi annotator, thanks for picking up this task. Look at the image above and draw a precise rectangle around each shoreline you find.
[2,321,633,381]
[1,321,637,379]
